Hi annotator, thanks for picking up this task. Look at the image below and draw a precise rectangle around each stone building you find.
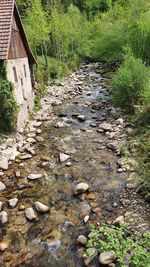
[0,0,36,130]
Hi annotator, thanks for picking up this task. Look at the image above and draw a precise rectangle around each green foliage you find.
[86,224,150,267]
[0,80,17,132]
[84,0,112,17]
[112,52,150,112]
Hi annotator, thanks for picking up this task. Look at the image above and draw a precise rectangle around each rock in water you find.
[59,153,70,163]
[74,183,89,195]
[34,202,49,213]
[0,182,6,191]
[77,235,87,245]
[0,211,8,224]
[99,251,116,265]
[28,173,43,180]
[25,207,36,220]
[0,158,8,170]
[8,198,18,208]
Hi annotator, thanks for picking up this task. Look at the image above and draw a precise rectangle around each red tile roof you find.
[0,0,36,63]
[0,0,14,59]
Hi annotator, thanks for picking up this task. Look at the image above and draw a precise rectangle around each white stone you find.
[74,183,89,195]
[25,207,36,220]
[0,158,8,170]
[28,173,43,180]
[0,172,4,177]
[116,118,124,125]
[113,215,125,226]
[8,198,18,208]
[99,251,116,265]
[77,235,87,245]
[27,138,37,144]
[34,202,49,213]
[84,215,89,223]
[59,153,70,163]
[0,182,6,191]
[34,121,42,127]
[20,154,32,160]
[0,211,8,224]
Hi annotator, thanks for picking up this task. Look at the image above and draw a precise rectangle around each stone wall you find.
[6,57,34,130]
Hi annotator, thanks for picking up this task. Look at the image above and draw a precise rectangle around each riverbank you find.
[0,62,149,266]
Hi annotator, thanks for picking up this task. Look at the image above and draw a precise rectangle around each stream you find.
[0,62,149,267]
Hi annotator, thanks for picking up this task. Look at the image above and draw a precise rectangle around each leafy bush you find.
[88,5,128,62]
[112,53,150,112]
[86,224,150,267]
[0,80,17,132]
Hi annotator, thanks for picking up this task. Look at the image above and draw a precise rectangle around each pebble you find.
[99,251,116,265]
[15,171,21,178]
[74,183,89,195]
[0,172,4,177]
[113,215,125,226]
[84,215,89,223]
[28,173,43,180]
[0,238,9,251]
[25,207,36,220]
[34,201,49,213]
[0,181,6,191]
[20,154,32,160]
[8,198,18,208]
[59,153,70,163]
[27,138,37,144]
[0,211,8,224]
[65,162,72,167]
[77,235,87,245]
[0,158,8,170]
[77,115,86,122]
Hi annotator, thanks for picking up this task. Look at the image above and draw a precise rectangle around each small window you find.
[23,65,27,77]
[13,67,18,82]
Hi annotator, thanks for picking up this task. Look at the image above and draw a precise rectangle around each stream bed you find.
[0,63,149,267]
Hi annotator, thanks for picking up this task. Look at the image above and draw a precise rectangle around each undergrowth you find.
[86,224,150,267]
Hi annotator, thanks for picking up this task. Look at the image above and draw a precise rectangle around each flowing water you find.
[0,63,127,267]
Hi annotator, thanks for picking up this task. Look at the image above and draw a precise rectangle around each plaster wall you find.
[6,57,34,130]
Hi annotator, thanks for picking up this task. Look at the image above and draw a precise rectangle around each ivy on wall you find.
[0,61,18,132]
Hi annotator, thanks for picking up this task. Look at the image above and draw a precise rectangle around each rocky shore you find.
[0,62,149,266]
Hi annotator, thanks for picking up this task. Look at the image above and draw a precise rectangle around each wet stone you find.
[8,198,18,208]
[34,202,49,213]
[74,183,89,195]
[25,207,36,221]
[28,173,43,180]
